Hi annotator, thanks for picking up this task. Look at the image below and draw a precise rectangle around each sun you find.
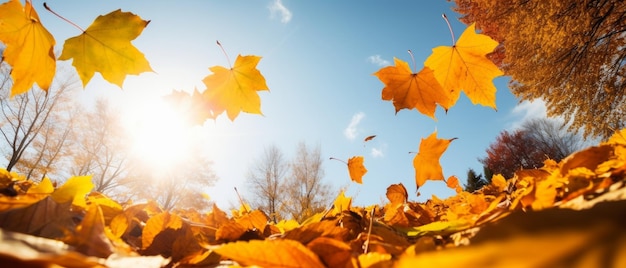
[124,98,199,175]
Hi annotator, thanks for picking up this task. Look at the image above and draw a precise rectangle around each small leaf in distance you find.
[58,9,153,87]
[202,55,269,121]
[364,135,377,142]
[0,0,56,96]
[413,132,456,188]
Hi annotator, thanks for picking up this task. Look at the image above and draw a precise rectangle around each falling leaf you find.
[348,156,368,184]
[58,9,153,87]
[374,58,449,118]
[424,23,503,110]
[446,175,463,193]
[202,55,269,121]
[214,239,325,268]
[413,132,456,188]
[164,89,217,125]
[364,135,377,142]
[50,175,94,209]
[0,0,56,96]
[386,184,408,205]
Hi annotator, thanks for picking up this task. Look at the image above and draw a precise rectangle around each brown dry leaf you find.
[386,183,408,205]
[0,196,75,239]
[141,211,183,251]
[215,221,247,242]
[67,204,114,258]
[283,219,349,245]
[307,237,355,268]
[214,239,325,268]
[396,200,626,267]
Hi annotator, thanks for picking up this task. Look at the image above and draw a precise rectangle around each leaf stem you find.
[233,187,249,214]
[43,2,85,32]
[329,157,347,165]
[216,40,233,69]
[442,13,456,45]
[407,50,417,73]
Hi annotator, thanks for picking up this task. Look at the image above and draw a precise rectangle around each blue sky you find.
[34,0,549,208]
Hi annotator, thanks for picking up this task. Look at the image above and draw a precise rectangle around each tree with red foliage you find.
[479,129,545,179]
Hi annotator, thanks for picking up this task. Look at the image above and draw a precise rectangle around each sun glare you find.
[126,98,197,175]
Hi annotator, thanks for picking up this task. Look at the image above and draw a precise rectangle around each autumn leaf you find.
[141,212,183,251]
[386,183,408,205]
[202,55,269,121]
[413,132,456,188]
[424,23,503,110]
[0,0,56,96]
[348,156,367,184]
[374,58,449,118]
[50,175,94,209]
[364,135,377,142]
[446,175,463,193]
[331,191,352,216]
[58,9,153,87]
[214,239,325,268]
[0,196,75,239]
[66,204,114,258]
[164,89,217,125]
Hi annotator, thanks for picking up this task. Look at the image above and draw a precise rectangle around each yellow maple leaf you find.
[50,175,94,209]
[0,0,55,96]
[202,55,269,121]
[58,9,153,87]
[331,191,352,216]
[413,131,456,188]
[424,23,503,110]
[347,156,367,184]
[374,58,449,118]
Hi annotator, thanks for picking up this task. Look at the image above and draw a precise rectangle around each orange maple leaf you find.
[424,23,503,110]
[347,156,367,184]
[413,131,456,188]
[202,55,269,121]
[58,9,153,88]
[374,58,449,119]
[164,89,218,125]
[0,0,56,96]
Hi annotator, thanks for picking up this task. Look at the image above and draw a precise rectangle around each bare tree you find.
[69,99,131,194]
[283,142,333,222]
[0,64,78,178]
[126,147,218,211]
[246,144,288,222]
[521,118,588,161]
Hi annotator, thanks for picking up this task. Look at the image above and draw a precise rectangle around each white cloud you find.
[508,99,548,129]
[269,0,292,23]
[344,112,365,140]
[368,55,391,67]
[370,143,387,158]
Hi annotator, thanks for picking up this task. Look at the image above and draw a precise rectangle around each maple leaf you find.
[348,156,368,184]
[424,23,503,110]
[0,0,56,96]
[202,55,269,121]
[374,58,449,118]
[413,131,456,188]
[164,89,217,125]
[214,239,325,268]
[58,9,153,87]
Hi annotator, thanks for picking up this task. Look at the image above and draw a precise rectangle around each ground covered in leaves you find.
[1,129,626,268]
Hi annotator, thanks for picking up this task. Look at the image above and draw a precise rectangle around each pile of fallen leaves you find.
[0,130,625,267]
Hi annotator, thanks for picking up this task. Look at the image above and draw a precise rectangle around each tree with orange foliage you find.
[450,0,626,138]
